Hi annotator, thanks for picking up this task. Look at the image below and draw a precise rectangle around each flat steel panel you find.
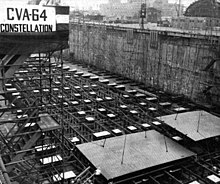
[159,111,220,141]
[77,130,195,180]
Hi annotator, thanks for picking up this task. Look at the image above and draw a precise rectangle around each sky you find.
[1,0,197,8]
[169,0,196,6]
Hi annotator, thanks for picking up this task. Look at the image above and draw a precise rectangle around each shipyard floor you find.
[0,56,220,184]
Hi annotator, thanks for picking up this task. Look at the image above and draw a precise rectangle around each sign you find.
[0,5,56,33]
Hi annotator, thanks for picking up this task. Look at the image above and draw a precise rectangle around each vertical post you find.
[0,155,11,184]
[121,134,127,165]
[178,0,181,17]
[39,53,42,110]
[197,111,201,132]
[2,57,6,106]
[49,52,52,104]
[140,2,146,29]
[60,49,65,184]
[141,17,144,29]
[164,135,168,152]
[102,138,107,147]
[1,56,7,106]
[175,112,179,120]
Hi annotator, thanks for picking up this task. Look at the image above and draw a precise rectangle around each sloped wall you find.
[69,24,220,106]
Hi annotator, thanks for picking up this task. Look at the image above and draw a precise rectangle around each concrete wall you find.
[69,24,220,106]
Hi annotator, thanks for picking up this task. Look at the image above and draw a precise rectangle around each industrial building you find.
[0,0,220,184]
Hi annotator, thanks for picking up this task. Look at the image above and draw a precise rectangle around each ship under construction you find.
[0,0,220,184]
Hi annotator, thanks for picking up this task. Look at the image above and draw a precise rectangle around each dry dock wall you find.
[69,24,220,106]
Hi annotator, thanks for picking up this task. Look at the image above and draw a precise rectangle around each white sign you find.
[0,5,56,33]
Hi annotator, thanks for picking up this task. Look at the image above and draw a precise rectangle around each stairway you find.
[0,107,41,183]
[3,128,41,183]
[0,53,29,94]
[2,108,39,151]
[0,55,6,60]
[6,131,42,173]
[4,55,29,79]
[1,109,63,183]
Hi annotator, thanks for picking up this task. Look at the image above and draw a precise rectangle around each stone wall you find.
[69,24,220,106]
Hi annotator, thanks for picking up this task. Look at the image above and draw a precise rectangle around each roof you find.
[185,0,220,18]
[77,130,195,181]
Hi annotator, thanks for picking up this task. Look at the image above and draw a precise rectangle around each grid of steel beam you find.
[0,52,219,184]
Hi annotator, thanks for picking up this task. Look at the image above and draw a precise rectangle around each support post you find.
[197,111,201,132]
[49,52,52,103]
[60,49,65,184]
[121,134,127,165]
[0,155,11,184]
[163,135,168,152]
[141,17,144,29]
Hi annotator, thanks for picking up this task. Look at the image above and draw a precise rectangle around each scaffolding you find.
[0,1,220,184]
[0,51,95,183]
[0,41,219,183]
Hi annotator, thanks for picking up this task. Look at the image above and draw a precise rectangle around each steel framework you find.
[0,51,219,183]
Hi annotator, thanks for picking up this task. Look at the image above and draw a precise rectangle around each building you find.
[185,0,220,18]
[146,7,161,23]
[109,0,121,3]
[85,14,105,22]
[172,0,220,31]
[100,0,150,20]
[153,0,184,18]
